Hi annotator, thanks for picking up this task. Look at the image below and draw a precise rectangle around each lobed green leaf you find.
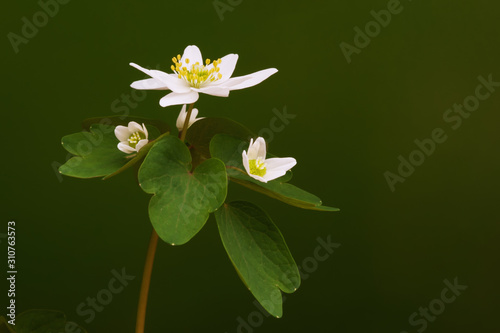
[139,135,227,245]
[59,123,161,179]
[185,117,255,160]
[215,201,300,318]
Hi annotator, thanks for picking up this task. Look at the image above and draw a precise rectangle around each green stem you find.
[135,102,195,333]
[135,230,159,333]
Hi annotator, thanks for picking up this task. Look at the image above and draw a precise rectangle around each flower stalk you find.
[135,102,195,333]
[179,103,195,142]
[135,230,159,333]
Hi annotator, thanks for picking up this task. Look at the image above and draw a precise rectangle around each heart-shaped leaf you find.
[139,135,227,245]
[215,201,300,318]
[186,117,255,160]
[59,123,161,179]
[210,134,339,211]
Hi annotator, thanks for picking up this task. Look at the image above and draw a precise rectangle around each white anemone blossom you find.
[129,45,278,107]
[176,104,204,132]
[242,137,297,183]
[114,121,149,154]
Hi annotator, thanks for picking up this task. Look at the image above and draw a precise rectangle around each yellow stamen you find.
[128,131,146,149]
[249,159,266,177]
[170,52,225,88]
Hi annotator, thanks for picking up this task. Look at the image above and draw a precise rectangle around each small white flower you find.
[114,121,149,154]
[129,45,278,107]
[242,137,297,183]
[176,104,204,132]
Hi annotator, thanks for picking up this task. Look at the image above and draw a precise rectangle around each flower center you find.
[249,158,267,177]
[128,131,146,148]
[171,55,223,88]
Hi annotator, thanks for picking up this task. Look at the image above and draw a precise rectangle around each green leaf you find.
[0,316,14,333]
[215,201,300,318]
[210,134,339,211]
[13,309,87,333]
[139,136,227,245]
[82,115,170,134]
[59,123,161,179]
[185,117,255,160]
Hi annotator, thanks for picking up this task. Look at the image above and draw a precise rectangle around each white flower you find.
[129,45,278,107]
[242,137,297,183]
[114,121,149,154]
[176,104,204,132]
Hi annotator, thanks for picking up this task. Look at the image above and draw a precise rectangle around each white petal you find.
[159,91,199,108]
[117,142,135,154]
[149,69,191,92]
[216,54,238,83]
[181,45,203,67]
[262,158,297,182]
[222,68,278,91]
[114,126,130,142]
[141,123,149,139]
[176,106,196,132]
[176,104,188,132]
[184,108,201,129]
[129,63,190,93]
[190,108,199,119]
[136,139,148,152]
[130,78,169,90]
[262,170,286,182]
[265,157,297,172]
[194,86,230,97]
[242,151,251,175]
[211,75,247,88]
[246,139,258,160]
[130,62,153,75]
[128,121,143,133]
[248,173,268,183]
[254,137,267,159]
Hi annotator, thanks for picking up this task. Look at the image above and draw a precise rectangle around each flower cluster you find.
[116,45,296,182]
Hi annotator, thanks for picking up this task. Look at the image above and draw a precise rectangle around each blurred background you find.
[2,0,499,332]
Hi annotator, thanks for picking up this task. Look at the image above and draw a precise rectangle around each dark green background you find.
[2,0,499,332]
